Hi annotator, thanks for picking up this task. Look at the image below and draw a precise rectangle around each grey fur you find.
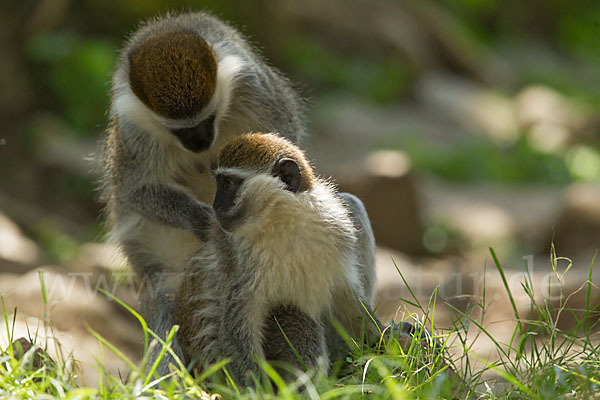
[338,193,377,305]
[176,222,329,386]
[114,12,306,141]
[100,11,306,375]
[263,305,326,379]
[175,166,382,386]
[329,194,427,357]
[326,192,382,360]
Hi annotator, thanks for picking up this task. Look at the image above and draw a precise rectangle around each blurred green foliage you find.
[35,219,81,263]
[14,0,599,188]
[566,145,600,182]
[283,36,411,104]
[447,0,600,59]
[27,32,116,135]
[558,8,600,63]
[404,136,573,185]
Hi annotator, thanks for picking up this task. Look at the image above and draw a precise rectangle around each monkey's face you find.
[128,30,219,153]
[212,158,303,233]
[169,114,216,153]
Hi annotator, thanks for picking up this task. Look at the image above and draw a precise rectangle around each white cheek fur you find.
[112,54,246,143]
[112,86,172,143]
[214,55,246,123]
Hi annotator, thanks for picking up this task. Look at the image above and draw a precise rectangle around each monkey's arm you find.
[127,184,214,241]
[105,125,215,241]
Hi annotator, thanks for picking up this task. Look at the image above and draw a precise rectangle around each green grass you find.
[1,248,599,399]
[401,136,573,185]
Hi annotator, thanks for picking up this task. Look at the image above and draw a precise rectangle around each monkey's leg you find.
[122,240,185,375]
[262,305,327,382]
[141,285,185,375]
[218,282,264,386]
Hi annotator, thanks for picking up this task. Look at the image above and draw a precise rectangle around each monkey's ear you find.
[273,158,302,193]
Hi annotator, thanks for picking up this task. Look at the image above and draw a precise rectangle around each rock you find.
[550,183,600,261]
[420,177,566,256]
[373,246,600,368]
[306,98,441,253]
[374,247,469,327]
[416,73,518,143]
[307,96,466,161]
[336,151,423,253]
[0,313,137,386]
[536,264,600,332]
[373,246,525,354]
[0,211,42,272]
[516,85,590,152]
[67,242,139,319]
[0,266,144,386]
[67,242,129,278]
[516,85,586,129]
[482,260,600,334]
[10,337,53,371]
[0,268,142,360]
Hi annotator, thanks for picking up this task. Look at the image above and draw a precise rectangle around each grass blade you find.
[144,325,178,385]
[274,315,308,372]
[98,288,149,357]
[489,247,522,352]
[87,325,139,374]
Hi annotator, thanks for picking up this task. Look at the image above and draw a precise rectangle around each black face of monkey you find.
[171,114,216,152]
[213,173,244,216]
[212,158,303,232]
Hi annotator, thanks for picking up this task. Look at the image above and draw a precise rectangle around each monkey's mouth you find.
[171,114,216,152]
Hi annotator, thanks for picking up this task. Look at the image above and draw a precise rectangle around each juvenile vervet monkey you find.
[175,133,383,385]
[100,12,306,371]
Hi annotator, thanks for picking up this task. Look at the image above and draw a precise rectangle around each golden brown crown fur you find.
[217,133,316,192]
[128,30,217,119]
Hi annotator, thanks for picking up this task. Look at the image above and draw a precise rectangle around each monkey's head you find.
[212,133,316,233]
[127,29,219,152]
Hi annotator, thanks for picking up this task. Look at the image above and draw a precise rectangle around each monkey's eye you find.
[218,175,243,193]
[222,177,233,191]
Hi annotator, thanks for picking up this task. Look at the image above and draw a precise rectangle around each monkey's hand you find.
[129,184,214,241]
[388,320,456,378]
[387,320,440,352]
[190,204,216,241]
